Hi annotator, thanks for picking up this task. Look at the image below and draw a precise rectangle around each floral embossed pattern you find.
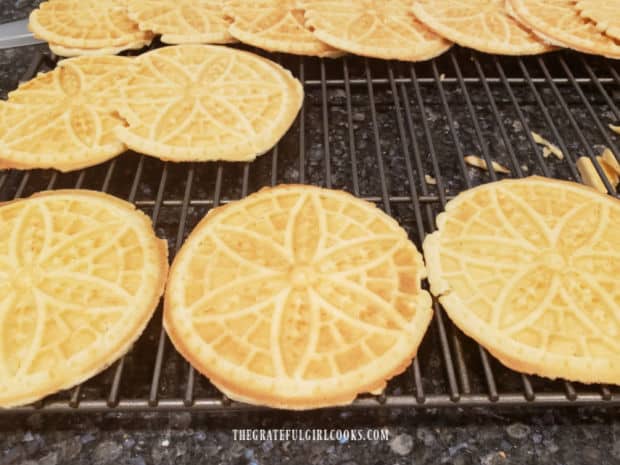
[115,45,303,162]
[510,0,620,58]
[164,185,433,409]
[424,177,620,385]
[411,0,552,55]
[128,0,234,45]
[0,190,167,407]
[29,0,151,49]
[300,0,452,61]
[0,56,134,172]
[576,0,620,42]
[225,0,341,57]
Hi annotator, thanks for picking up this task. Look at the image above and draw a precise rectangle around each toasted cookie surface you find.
[509,0,620,58]
[0,190,168,407]
[1,56,134,172]
[165,185,433,409]
[300,0,452,61]
[128,0,235,44]
[224,0,340,57]
[29,0,152,50]
[411,0,553,55]
[424,177,620,385]
[49,39,150,57]
[575,0,620,42]
[115,45,303,162]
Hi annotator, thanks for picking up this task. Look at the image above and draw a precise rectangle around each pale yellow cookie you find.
[165,185,433,409]
[29,0,152,50]
[0,190,168,407]
[411,0,553,55]
[224,0,341,57]
[300,0,452,61]
[1,56,135,172]
[509,0,620,58]
[128,0,235,45]
[576,0,620,42]
[115,45,303,162]
[424,176,620,385]
[49,39,150,57]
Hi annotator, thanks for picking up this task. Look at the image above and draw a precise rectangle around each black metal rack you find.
[2,45,620,413]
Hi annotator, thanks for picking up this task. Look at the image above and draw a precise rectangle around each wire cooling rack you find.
[2,44,620,413]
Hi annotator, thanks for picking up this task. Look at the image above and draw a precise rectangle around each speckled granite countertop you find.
[0,0,42,25]
[2,408,620,465]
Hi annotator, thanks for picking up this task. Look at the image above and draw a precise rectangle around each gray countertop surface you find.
[0,0,41,25]
[1,408,620,465]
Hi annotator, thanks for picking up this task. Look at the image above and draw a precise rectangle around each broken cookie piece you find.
[576,155,619,194]
[531,131,564,160]
[464,155,510,174]
[425,174,437,185]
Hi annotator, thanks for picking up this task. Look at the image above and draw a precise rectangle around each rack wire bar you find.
[1,45,620,414]
[5,392,620,414]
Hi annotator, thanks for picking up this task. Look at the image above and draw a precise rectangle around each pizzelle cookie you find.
[115,45,303,162]
[128,0,235,45]
[0,190,168,408]
[300,0,452,61]
[29,0,152,52]
[165,185,433,409]
[49,39,151,57]
[224,0,341,57]
[575,0,620,42]
[509,0,620,58]
[411,0,553,55]
[0,56,134,172]
[423,176,620,385]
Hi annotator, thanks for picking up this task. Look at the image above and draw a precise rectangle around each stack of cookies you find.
[30,0,454,60]
[29,0,620,59]
[29,0,154,56]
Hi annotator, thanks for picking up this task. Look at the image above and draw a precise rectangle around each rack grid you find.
[2,44,620,413]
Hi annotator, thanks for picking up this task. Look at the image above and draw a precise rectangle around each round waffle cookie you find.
[165,185,433,409]
[49,39,151,57]
[576,0,620,42]
[224,0,341,57]
[411,0,553,55]
[128,0,235,45]
[423,176,620,385]
[0,190,168,407]
[509,0,620,58]
[29,0,152,51]
[0,56,134,172]
[300,0,452,61]
[115,45,303,162]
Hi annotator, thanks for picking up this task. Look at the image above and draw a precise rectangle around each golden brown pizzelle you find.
[29,0,152,53]
[224,0,341,57]
[300,0,452,61]
[411,0,553,55]
[48,40,150,57]
[575,0,620,42]
[128,0,235,45]
[164,184,433,409]
[0,56,135,172]
[0,190,168,407]
[424,176,620,385]
[115,45,303,162]
[509,0,620,58]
